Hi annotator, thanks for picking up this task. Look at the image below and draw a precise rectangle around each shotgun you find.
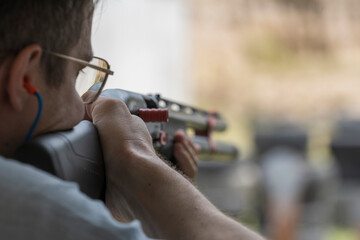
[15,88,239,200]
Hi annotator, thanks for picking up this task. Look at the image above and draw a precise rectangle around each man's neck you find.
[0,133,23,159]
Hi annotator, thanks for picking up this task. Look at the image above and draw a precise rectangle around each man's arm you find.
[106,129,200,238]
[84,96,264,240]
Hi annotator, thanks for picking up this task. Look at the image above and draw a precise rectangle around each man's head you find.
[0,0,97,157]
[0,0,96,86]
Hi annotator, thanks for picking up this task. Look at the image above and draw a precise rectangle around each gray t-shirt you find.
[0,156,150,240]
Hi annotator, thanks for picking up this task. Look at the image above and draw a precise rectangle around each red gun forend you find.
[137,109,169,123]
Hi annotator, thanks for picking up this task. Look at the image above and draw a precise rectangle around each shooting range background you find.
[93,0,360,239]
[93,0,360,157]
[190,0,360,158]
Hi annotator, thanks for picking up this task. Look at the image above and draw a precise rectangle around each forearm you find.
[107,152,264,240]
[106,190,160,238]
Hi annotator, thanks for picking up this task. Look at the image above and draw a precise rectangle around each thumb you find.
[83,105,92,121]
[81,91,97,121]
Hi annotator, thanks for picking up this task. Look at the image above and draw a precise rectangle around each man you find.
[0,0,264,239]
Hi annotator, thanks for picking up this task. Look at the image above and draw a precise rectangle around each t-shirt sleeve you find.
[0,157,152,240]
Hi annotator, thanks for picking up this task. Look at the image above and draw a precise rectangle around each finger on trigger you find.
[194,143,201,154]
[174,130,198,158]
[174,143,197,179]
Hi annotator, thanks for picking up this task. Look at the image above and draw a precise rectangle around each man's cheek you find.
[66,95,85,127]
[49,93,84,131]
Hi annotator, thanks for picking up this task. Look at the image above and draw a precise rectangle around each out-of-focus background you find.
[93,0,360,239]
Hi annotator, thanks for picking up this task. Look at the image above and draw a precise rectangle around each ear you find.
[7,44,42,112]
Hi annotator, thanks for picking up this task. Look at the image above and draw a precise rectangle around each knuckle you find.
[174,143,184,153]
[103,98,127,109]
[176,153,186,163]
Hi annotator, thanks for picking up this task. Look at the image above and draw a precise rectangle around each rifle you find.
[14,88,239,200]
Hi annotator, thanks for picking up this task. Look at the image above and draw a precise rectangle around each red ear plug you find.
[23,76,39,95]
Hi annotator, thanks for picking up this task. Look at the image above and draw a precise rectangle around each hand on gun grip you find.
[82,93,157,178]
[173,130,201,181]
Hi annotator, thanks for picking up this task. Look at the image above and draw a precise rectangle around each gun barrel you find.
[169,111,227,132]
[157,96,227,132]
[192,136,239,162]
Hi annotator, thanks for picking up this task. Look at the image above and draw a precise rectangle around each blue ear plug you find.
[23,77,43,142]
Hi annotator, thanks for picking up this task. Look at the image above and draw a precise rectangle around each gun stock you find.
[15,121,105,199]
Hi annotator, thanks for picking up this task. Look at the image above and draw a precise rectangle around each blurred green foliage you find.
[325,227,357,240]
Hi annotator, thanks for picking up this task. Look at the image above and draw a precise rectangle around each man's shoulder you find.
[0,156,150,240]
[0,155,75,191]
